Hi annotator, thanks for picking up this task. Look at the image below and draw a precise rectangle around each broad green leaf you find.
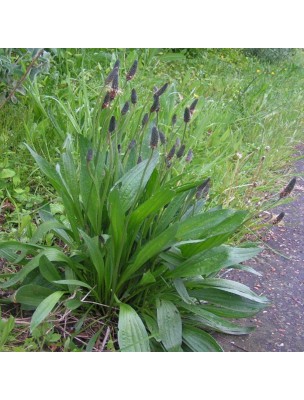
[0,169,16,179]
[108,188,126,259]
[61,135,81,207]
[138,271,156,286]
[53,280,93,290]
[38,207,74,246]
[143,313,161,342]
[176,209,247,241]
[80,231,104,288]
[183,325,223,352]
[0,241,42,265]
[65,298,83,311]
[38,255,62,283]
[157,299,183,352]
[128,188,176,233]
[30,291,65,332]
[0,247,73,289]
[14,284,55,307]
[118,304,150,352]
[0,315,15,348]
[25,144,63,192]
[181,303,255,335]
[119,223,178,286]
[168,245,261,279]
[112,151,159,212]
[31,220,67,243]
[173,278,193,304]
[155,192,188,234]
[187,278,269,304]
[229,263,262,276]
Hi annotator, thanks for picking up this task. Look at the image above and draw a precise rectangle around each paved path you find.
[215,147,304,352]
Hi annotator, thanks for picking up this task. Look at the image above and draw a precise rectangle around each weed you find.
[0,57,270,351]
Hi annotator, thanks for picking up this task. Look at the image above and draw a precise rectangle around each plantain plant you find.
[0,58,269,351]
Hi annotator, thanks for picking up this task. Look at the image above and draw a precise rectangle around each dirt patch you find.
[215,146,304,351]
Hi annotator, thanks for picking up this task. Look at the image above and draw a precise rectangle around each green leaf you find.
[119,223,178,286]
[0,315,15,348]
[0,247,73,289]
[138,271,156,286]
[118,304,150,352]
[128,188,176,233]
[168,245,261,279]
[112,151,159,212]
[180,303,255,335]
[183,325,223,352]
[155,192,188,234]
[65,298,83,311]
[188,278,269,304]
[14,284,55,307]
[80,231,104,289]
[108,188,126,258]
[157,299,183,352]
[0,169,16,179]
[25,144,62,192]
[176,209,247,242]
[53,280,93,290]
[39,255,62,282]
[30,291,65,332]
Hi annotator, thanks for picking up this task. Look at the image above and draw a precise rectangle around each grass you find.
[0,48,303,351]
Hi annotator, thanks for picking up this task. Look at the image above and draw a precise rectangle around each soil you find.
[214,146,304,352]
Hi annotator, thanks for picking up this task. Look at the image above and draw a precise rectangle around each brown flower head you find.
[172,114,177,126]
[109,115,116,134]
[176,144,186,159]
[166,144,176,161]
[159,131,166,145]
[154,82,169,98]
[184,107,191,123]
[102,92,111,109]
[105,60,120,84]
[279,177,296,198]
[121,101,130,115]
[150,95,160,113]
[142,113,149,127]
[196,177,211,200]
[131,88,137,105]
[273,212,285,224]
[185,149,193,162]
[126,60,138,81]
[150,126,159,149]
[189,98,199,115]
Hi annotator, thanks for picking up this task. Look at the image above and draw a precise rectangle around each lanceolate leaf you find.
[118,304,150,352]
[180,303,255,335]
[157,299,183,351]
[183,325,223,352]
[14,284,55,307]
[25,144,63,192]
[187,278,269,304]
[39,255,62,282]
[53,280,93,290]
[112,151,159,212]
[0,247,74,289]
[167,245,261,279]
[119,223,178,286]
[30,291,65,332]
[80,231,105,289]
[176,209,247,241]
[128,188,176,233]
